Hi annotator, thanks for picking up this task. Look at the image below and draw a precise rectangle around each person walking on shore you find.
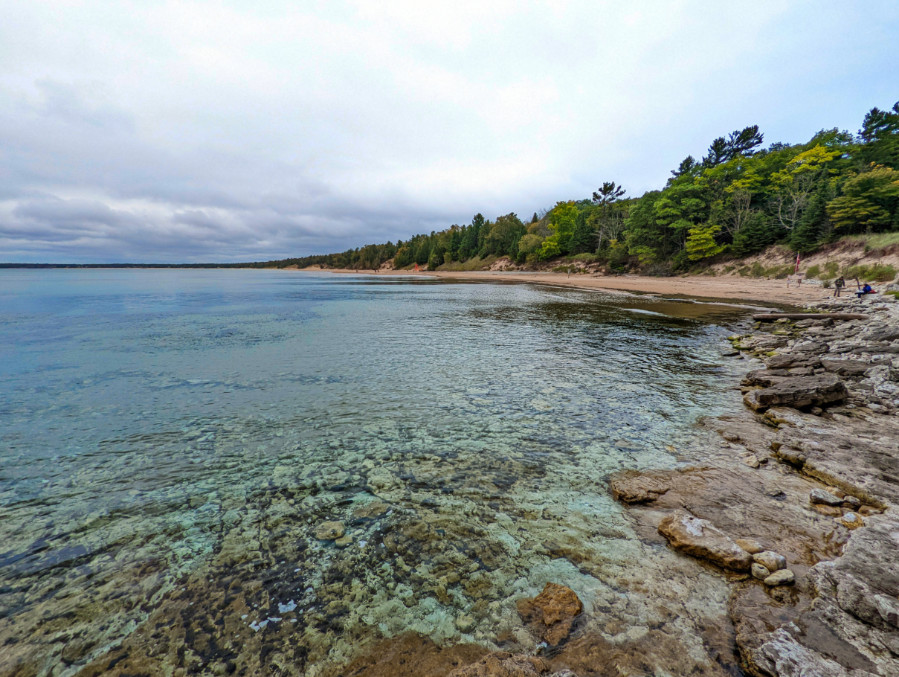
[834,276,845,297]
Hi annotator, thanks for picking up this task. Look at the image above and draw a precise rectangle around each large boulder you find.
[657,510,753,572]
[516,583,583,647]
[743,374,848,412]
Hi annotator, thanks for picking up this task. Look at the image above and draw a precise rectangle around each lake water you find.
[0,269,753,675]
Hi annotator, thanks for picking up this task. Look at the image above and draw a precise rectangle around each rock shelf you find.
[613,294,899,676]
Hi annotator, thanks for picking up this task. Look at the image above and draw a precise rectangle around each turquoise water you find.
[0,269,749,675]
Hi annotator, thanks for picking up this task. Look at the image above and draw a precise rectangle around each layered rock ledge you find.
[612,294,899,676]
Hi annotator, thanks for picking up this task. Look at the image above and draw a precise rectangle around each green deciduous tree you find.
[484,212,526,257]
[538,201,578,258]
[827,165,899,233]
[517,233,543,261]
[771,144,841,231]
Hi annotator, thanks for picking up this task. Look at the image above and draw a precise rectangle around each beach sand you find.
[303,268,849,305]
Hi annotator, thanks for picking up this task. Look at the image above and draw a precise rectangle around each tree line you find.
[268,101,899,274]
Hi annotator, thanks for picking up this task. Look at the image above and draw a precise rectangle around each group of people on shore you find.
[786,273,877,299]
[832,276,876,299]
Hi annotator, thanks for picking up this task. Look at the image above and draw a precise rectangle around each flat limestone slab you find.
[658,510,753,572]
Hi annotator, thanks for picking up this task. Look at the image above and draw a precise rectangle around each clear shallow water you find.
[0,269,750,675]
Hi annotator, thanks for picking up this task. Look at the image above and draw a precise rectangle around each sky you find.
[1,1,897,263]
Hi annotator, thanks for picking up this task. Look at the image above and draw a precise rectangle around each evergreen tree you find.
[732,212,780,256]
[858,101,899,168]
[790,181,832,253]
[685,224,725,261]
[569,210,595,254]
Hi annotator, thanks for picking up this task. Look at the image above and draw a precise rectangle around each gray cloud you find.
[1,1,897,262]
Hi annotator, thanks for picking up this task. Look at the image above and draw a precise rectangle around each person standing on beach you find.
[834,276,845,297]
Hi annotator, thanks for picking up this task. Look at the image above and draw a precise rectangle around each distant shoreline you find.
[1,263,849,306]
[0,263,251,269]
[296,267,836,306]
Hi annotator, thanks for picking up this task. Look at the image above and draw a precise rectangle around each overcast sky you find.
[1,1,897,263]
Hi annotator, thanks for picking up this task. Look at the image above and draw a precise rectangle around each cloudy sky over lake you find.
[1,1,897,263]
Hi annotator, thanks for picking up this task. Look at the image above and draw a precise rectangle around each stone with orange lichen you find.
[516,583,583,647]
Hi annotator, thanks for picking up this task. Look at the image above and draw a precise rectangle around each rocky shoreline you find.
[610,293,899,676]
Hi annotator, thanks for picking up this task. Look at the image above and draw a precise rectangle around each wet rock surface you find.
[619,295,899,676]
[516,583,583,647]
[447,652,553,677]
[608,471,670,503]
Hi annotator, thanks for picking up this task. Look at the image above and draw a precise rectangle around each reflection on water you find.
[0,270,749,675]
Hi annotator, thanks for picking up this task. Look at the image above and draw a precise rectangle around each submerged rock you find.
[315,521,345,540]
[657,510,752,572]
[454,614,477,634]
[516,583,583,647]
[447,652,552,677]
[353,501,390,518]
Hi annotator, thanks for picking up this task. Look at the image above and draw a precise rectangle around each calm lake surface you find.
[0,269,754,675]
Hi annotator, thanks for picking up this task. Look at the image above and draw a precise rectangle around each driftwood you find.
[753,313,868,322]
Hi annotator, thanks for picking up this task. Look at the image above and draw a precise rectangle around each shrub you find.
[842,264,897,283]
[771,265,794,279]
[822,279,832,288]
[805,264,821,279]
[642,261,675,276]
[438,255,498,271]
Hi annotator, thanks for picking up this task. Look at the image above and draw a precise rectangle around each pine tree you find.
[790,182,832,253]
[569,210,595,254]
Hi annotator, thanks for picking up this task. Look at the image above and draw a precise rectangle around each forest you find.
[266,101,899,274]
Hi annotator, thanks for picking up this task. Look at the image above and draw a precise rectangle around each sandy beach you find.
[302,268,845,305]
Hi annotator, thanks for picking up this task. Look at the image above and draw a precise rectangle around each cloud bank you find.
[1,1,897,262]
